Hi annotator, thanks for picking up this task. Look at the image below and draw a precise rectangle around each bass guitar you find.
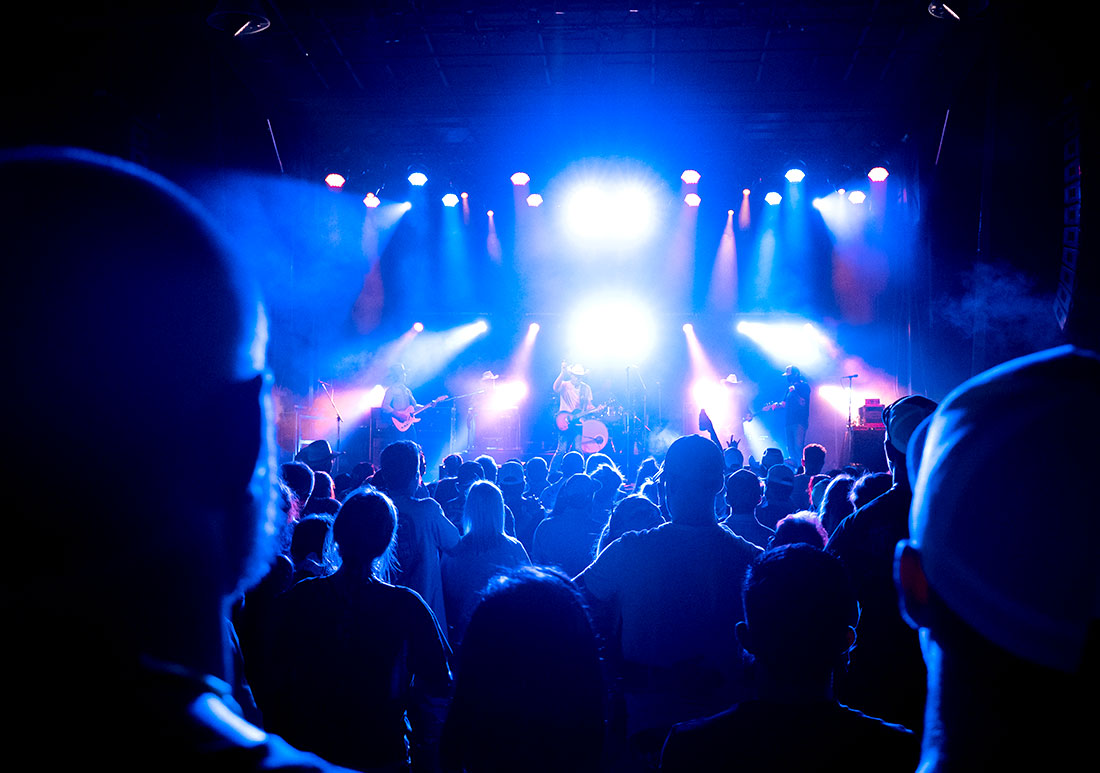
[391,395,448,432]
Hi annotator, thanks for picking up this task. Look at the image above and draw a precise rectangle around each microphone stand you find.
[843,374,858,467]
[318,380,343,474]
[447,390,483,455]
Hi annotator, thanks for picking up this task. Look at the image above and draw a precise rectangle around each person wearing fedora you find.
[295,439,343,476]
[551,362,596,472]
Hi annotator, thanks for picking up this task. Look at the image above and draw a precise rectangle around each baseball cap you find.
[883,395,938,454]
[498,460,525,487]
[908,345,1100,672]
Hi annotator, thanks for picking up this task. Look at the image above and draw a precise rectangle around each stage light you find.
[868,166,889,182]
[401,201,412,211]
[683,323,694,333]
[461,192,469,199]
[408,172,428,186]
[412,322,424,332]
[442,193,459,207]
[486,380,530,411]
[562,181,659,246]
[764,192,782,206]
[743,188,751,196]
[736,319,834,373]
[324,173,346,189]
[681,169,701,184]
[785,168,806,183]
[526,193,543,207]
[487,210,494,217]
[684,193,701,207]
[510,172,531,186]
[568,296,656,364]
[475,319,489,333]
[848,190,867,204]
[363,192,380,208]
[528,322,540,334]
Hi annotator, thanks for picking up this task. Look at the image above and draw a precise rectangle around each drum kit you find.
[578,401,625,454]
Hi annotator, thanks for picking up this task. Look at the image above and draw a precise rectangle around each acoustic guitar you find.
[391,395,448,432]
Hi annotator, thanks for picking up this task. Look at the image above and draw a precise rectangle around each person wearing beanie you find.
[896,346,1100,772]
[827,394,938,732]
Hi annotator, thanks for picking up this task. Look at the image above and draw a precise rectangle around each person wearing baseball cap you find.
[827,394,938,732]
[576,434,761,747]
[896,346,1099,770]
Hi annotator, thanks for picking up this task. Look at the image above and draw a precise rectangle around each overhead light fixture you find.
[408,172,428,186]
[510,172,531,186]
[927,2,961,20]
[324,173,346,189]
[206,1,271,36]
[684,193,701,207]
[363,193,381,208]
[526,193,544,207]
[442,193,459,207]
[681,169,701,185]
[868,166,890,183]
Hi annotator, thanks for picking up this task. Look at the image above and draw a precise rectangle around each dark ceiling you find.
[4,1,972,195]
[217,0,961,188]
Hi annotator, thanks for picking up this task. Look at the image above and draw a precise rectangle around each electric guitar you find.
[555,404,605,431]
[391,395,448,432]
[743,401,782,423]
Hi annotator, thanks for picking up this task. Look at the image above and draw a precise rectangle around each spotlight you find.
[742,188,751,196]
[475,319,489,333]
[412,322,424,332]
[681,169,701,184]
[526,193,544,207]
[785,168,806,183]
[684,193,701,207]
[764,192,783,206]
[408,172,428,186]
[848,190,867,204]
[510,172,531,186]
[363,192,380,208]
[528,322,540,334]
[324,173,346,189]
[682,323,694,333]
[487,210,494,217]
[868,167,890,183]
[442,193,459,207]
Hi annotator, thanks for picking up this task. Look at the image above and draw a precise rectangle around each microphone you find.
[842,374,859,379]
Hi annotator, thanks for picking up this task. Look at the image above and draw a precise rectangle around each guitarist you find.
[381,363,423,445]
[550,362,595,472]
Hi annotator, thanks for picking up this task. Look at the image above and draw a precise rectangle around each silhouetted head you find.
[801,443,827,475]
[442,566,604,773]
[739,544,857,681]
[379,440,422,493]
[726,469,764,512]
[658,434,725,524]
[333,488,398,579]
[769,512,829,550]
[4,147,274,606]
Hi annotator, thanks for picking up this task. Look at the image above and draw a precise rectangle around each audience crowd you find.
[8,148,1096,773]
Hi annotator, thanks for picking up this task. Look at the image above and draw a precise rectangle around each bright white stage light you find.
[526,193,544,207]
[868,167,889,182]
[764,192,783,206]
[510,172,531,186]
[785,168,806,183]
[681,169,701,184]
[736,319,832,373]
[684,193,701,207]
[568,296,656,365]
[363,192,380,208]
[408,172,428,186]
[442,193,459,207]
[324,173,346,189]
[847,190,867,204]
[556,165,665,249]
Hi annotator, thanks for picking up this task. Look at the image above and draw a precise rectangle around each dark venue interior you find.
[4,2,1095,772]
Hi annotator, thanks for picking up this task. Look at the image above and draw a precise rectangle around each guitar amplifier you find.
[859,399,885,428]
[849,426,888,472]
